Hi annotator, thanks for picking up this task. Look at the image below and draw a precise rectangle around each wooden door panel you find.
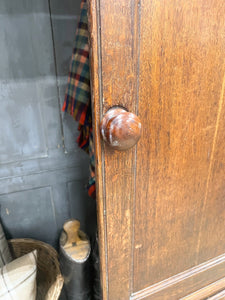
[198,95,225,263]
[134,0,225,291]
[88,0,225,299]
[182,278,225,300]
[131,255,225,299]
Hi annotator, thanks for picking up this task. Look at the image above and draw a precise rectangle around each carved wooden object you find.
[62,219,90,261]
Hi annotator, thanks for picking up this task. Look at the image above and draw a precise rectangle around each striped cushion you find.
[0,250,37,300]
[0,223,12,267]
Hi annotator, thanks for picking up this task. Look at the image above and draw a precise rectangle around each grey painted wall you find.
[0,0,96,248]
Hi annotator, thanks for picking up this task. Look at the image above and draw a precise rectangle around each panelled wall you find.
[0,0,95,247]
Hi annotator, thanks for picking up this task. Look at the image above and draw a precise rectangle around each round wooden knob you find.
[100,107,142,150]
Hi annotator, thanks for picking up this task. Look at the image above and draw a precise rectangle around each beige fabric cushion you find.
[0,223,12,267]
[0,250,37,300]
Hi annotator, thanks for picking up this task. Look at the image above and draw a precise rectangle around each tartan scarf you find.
[62,0,96,199]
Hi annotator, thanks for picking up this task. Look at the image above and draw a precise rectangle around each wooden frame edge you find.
[87,0,108,299]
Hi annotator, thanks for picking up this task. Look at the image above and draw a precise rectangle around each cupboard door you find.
[88,0,225,299]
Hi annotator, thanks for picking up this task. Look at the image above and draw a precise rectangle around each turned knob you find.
[100,107,142,151]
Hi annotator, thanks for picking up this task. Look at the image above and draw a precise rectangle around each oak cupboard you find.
[88,1,225,299]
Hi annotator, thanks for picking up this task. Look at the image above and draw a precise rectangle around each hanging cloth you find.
[62,0,95,199]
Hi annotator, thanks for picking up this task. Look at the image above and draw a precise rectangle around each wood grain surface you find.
[207,289,225,300]
[88,0,225,299]
[88,0,140,298]
[131,254,225,300]
[181,277,225,300]
[134,0,225,292]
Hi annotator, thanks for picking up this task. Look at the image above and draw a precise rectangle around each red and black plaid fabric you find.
[62,0,96,199]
